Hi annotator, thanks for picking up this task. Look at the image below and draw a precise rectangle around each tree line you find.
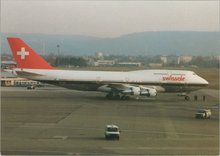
[54,56,87,67]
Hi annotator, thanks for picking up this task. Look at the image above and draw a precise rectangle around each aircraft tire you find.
[185,96,190,101]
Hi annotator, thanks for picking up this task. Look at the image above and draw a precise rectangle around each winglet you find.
[7,38,53,69]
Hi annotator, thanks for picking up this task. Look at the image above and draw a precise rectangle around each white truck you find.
[195,109,211,119]
[105,124,120,140]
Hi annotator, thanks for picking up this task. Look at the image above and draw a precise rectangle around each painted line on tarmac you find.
[53,136,68,140]
[158,106,179,138]
[1,149,70,155]
[162,119,179,138]
[104,147,219,150]
[5,124,219,138]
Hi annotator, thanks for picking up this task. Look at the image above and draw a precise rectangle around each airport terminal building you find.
[1,71,41,87]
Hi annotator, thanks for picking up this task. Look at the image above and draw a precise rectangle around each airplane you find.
[7,37,209,100]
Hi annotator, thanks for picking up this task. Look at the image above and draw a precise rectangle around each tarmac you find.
[1,86,219,155]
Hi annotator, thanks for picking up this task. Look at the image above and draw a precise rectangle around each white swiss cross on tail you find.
[17,47,29,60]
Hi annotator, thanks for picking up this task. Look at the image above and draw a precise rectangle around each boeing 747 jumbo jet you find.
[7,38,209,100]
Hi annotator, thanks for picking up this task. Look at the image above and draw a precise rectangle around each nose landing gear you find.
[184,95,190,101]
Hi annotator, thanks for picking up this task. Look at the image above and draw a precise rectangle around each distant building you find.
[1,70,17,78]
[1,77,41,87]
[149,63,163,68]
[95,52,104,60]
[94,60,115,66]
[160,55,180,65]
[1,71,41,87]
[180,55,193,63]
[117,62,141,67]
[167,55,180,65]
[1,54,13,61]
[212,55,220,61]
[1,61,17,69]
[160,56,167,64]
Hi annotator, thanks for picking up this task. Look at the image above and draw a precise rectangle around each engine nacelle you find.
[139,86,157,97]
[97,85,111,92]
[99,84,157,97]
[128,86,157,97]
[130,86,141,95]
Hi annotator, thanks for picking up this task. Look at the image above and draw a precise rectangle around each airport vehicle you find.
[195,109,211,119]
[27,85,35,90]
[176,92,190,100]
[7,38,209,100]
[105,124,120,140]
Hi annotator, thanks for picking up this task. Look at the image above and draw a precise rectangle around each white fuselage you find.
[15,69,208,92]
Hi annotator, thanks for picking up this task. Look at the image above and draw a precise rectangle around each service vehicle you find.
[195,109,211,119]
[105,124,120,140]
[27,85,35,90]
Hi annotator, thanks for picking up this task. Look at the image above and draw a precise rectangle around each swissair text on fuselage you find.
[162,75,185,81]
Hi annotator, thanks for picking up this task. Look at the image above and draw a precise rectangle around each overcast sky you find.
[1,0,219,37]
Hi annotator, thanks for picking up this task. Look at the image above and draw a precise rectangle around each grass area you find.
[194,68,219,90]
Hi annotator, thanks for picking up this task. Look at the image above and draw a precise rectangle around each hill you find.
[2,31,219,56]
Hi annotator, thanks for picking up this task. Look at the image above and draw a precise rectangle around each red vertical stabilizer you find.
[7,38,53,69]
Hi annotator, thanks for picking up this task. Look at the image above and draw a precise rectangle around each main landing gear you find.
[177,93,190,101]
[106,93,130,100]
[184,95,190,101]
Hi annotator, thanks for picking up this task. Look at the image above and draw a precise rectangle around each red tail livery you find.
[7,38,53,69]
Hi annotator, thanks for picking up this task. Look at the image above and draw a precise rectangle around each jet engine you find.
[126,86,157,97]
[139,86,157,97]
[130,86,141,95]
[99,84,157,98]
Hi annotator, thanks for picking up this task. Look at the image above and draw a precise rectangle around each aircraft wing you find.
[107,83,130,92]
[99,83,157,96]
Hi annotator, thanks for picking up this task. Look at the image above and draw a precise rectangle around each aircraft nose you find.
[200,77,209,85]
[203,79,209,85]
